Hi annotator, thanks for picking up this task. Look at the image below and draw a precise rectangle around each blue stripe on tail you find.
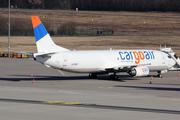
[33,23,48,42]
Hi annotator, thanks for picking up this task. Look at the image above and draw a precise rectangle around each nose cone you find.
[169,59,176,68]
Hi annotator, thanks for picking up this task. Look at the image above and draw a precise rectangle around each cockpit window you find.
[174,54,178,59]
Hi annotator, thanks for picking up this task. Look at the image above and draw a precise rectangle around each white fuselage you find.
[35,49,176,74]
[31,16,176,76]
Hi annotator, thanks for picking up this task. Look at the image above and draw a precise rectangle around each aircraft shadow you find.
[150,83,180,86]
[0,75,87,81]
[113,85,180,91]
[0,74,140,82]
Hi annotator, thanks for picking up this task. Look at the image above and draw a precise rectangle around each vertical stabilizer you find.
[31,16,69,53]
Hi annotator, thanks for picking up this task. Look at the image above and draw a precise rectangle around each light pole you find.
[8,0,10,57]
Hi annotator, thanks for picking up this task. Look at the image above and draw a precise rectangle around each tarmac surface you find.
[0,58,180,120]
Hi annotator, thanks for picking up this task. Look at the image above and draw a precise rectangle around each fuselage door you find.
[162,54,166,64]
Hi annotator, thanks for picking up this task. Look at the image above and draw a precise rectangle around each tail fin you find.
[31,16,69,53]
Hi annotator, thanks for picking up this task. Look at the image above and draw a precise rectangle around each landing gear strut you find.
[157,71,163,78]
[89,73,97,79]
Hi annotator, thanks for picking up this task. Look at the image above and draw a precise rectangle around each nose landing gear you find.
[157,71,163,78]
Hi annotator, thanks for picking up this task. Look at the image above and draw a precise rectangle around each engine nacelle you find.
[128,66,149,77]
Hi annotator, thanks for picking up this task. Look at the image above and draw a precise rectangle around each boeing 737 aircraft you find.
[10,16,180,79]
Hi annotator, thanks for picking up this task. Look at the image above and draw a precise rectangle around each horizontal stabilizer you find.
[33,52,55,57]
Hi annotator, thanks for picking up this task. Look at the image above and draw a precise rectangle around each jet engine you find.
[128,66,149,77]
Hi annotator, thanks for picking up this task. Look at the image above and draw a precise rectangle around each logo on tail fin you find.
[31,16,69,53]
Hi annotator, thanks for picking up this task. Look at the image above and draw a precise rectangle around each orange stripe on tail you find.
[31,16,41,28]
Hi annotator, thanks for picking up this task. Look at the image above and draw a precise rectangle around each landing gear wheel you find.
[110,75,114,80]
[115,75,118,80]
[89,73,97,79]
[157,71,163,78]
[110,75,118,80]
[157,74,163,78]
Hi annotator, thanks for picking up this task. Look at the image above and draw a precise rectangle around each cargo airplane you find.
[8,16,180,79]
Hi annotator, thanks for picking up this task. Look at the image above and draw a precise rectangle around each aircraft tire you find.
[157,74,163,78]
[110,75,118,80]
[89,73,97,79]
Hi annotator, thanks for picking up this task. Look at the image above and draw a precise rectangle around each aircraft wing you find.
[105,63,151,72]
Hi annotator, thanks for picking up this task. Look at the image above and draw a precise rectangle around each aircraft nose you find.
[170,59,176,67]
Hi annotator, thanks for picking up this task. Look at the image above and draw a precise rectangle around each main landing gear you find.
[89,73,97,79]
[157,71,163,78]
[110,75,118,80]
[88,73,119,80]
[109,73,118,80]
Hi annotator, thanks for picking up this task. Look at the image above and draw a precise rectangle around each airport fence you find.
[56,26,114,36]
[0,27,114,36]
[76,27,114,36]
[0,28,34,36]
[0,29,8,36]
